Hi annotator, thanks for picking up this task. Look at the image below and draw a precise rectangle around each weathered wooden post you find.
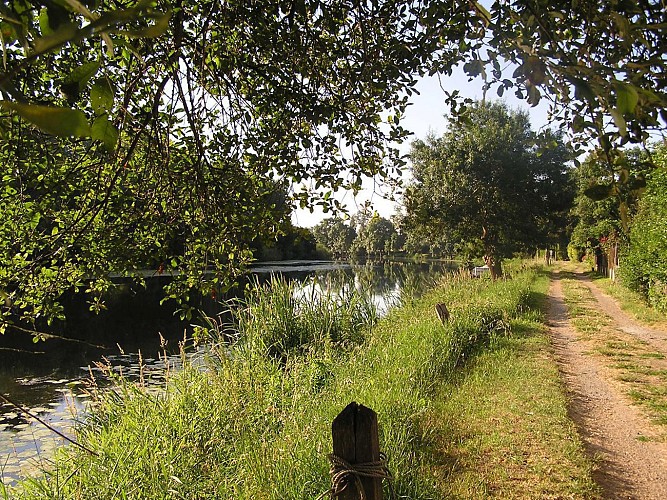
[330,402,383,500]
[435,303,449,324]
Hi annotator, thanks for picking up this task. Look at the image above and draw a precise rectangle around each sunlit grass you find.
[422,272,599,498]
[588,273,667,326]
[10,265,597,498]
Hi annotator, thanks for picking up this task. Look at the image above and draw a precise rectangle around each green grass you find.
[420,273,599,498]
[8,264,597,499]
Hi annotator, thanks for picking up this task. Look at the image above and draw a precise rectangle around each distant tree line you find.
[314,101,576,274]
[312,212,403,261]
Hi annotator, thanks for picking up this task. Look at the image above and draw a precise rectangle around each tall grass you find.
[229,275,378,361]
[12,265,562,499]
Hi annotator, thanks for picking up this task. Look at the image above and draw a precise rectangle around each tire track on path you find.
[548,272,667,499]
[577,274,667,356]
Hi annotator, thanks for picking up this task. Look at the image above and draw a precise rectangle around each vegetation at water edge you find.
[9,264,596,498]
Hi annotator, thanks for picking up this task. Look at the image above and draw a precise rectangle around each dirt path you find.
[548,271,667,499]
[577,276,667,354]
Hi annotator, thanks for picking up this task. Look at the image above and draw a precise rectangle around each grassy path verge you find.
[8,264,597,499]
[421,270,599,498]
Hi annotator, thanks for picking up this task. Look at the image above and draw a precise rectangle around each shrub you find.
[620,149,667,311]
[567,243,583,263]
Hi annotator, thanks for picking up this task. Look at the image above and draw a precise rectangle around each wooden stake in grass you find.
[436,303,450,324]
[330,402,383,500]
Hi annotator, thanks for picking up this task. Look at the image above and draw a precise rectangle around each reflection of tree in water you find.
[349,260,460,302]
[354,262,394,296]
[381,260,459,300]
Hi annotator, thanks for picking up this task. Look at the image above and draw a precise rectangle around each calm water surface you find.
[0,259,455,485]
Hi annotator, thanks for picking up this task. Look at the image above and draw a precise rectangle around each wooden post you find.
[331,402,382,500]
[435,303,449,324]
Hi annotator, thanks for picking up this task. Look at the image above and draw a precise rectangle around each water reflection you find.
[0,386,86,483]
[0,259,455,485]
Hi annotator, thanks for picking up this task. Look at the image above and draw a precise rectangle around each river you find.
[0,259,455,485]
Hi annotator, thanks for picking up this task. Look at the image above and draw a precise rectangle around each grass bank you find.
[9,265,596,498]
[587,272,667,327]
[421,270,598,497]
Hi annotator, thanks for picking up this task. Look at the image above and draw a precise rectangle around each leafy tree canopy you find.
[569,146,654,263]
[0,0,665,332]
[620,142,667,310]
[312,216,357,258]
[404,100,572,277]
[353,214,397,258]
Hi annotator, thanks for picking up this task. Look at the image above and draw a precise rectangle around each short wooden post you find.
[331,402,382,500]
[435,303,449,324]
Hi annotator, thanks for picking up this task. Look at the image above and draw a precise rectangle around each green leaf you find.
[524,56,546,85]
[142,11,172,37]
[32,22,78,55]
[571,78,596,104]
[463,59,485,78]
[627,176,647,191]
[474,2,492,25]
[122,11,172,38]
[0,101,91,137]
[39,8,53,36]
[572,114,585,133]
[611,13,631,38]
[91,78,115,112]
[610,108,627,136]
[66,61,100,86]
[61,61,100,100]
[584,183,613,201]
[91,115,119,150]
[615,83,639,115]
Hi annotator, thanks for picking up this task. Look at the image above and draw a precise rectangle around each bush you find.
[620,155,667,312]
[567,243,583,263]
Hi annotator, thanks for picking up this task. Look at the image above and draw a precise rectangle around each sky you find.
[291,67,553,228]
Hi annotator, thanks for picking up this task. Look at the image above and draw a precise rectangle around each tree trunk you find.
[483,253,503,280]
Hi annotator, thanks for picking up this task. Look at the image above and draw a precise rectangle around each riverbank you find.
[6,263,598,498]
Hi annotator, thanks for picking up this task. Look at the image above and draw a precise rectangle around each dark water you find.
[0,259,455,484]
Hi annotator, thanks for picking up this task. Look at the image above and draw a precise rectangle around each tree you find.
[621,142,667,311]
[531,130,577,258]
[569,154,624,264]
[463,1,666,168]
[404,101,570,278]
[252,224,319,261]
[1,0,665,333]
[569,146,653,269]
[1,0,435,332]
[354,215,397,259]
[312,217,357,258]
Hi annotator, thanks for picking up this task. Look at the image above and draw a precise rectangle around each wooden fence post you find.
[331,401,382,500]
[435,303,449,324]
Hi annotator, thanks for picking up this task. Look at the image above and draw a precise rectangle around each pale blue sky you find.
[291,67,552,228]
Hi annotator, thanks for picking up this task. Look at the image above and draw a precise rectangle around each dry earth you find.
[548,271,667,499]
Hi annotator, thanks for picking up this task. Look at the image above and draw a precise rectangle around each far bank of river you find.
[0,259,457,484]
